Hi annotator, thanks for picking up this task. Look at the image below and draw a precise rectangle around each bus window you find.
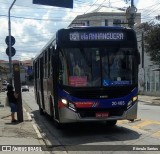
[48,48,51,77]
[102,48,134,86]
[60,48,101,87]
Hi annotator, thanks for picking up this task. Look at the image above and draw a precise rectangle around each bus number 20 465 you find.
[112,101,125,106]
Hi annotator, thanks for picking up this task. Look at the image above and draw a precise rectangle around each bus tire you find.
[105,120,117,126]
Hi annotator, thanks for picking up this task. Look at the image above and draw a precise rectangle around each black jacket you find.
[7,91,17,104]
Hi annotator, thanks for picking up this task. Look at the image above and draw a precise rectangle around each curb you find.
[32,124,43,139]
[23,107,43,139]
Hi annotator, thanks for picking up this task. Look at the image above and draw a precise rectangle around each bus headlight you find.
[132,96,138,102]
[61,99,76,111]
[61,99,68,105]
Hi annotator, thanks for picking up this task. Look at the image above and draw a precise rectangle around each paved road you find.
[22,88,160,154]
[138,101,160,121]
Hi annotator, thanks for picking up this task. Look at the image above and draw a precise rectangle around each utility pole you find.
[142,32,144,68]
[13,63,23,122]
[125,0,137,29]
[8,0,16,85]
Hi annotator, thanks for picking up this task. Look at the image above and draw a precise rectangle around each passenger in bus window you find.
[73,63,81,76]
[102,57,109,80]
[110,51,123,80]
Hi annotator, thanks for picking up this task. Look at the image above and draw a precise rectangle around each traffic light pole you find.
[8,0,16,85]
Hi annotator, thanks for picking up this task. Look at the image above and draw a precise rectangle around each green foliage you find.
[139,22,160,65]
[0,66,7,73]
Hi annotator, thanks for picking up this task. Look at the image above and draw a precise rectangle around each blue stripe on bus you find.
[58,88,138,108]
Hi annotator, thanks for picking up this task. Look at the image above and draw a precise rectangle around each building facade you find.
[136,30,160,95]
[0,60,33,84]
[69,7,141,27]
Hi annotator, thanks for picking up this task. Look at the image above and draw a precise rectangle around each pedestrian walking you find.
[6,84,18,122]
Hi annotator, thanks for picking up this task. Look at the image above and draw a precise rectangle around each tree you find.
[0,65,7,73]
[138,22,160,65]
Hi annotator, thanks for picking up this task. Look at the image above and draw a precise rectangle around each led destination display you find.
[70,32,124,41]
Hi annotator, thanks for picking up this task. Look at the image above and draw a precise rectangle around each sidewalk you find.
[0,92,47,154]
[138,95,160,105]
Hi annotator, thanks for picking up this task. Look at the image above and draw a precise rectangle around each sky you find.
[0,0,160,61]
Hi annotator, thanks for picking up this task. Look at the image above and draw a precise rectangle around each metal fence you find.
[139,66,160,95]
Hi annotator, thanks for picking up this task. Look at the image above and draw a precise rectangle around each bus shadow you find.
[32,110,141,146]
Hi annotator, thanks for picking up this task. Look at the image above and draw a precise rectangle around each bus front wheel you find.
[105,120,117,126]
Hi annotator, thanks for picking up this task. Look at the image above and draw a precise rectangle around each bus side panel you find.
[34,59,44,111]
[52,50,60,121]
[43,78,49,114]
[47,76,54,116]
[46,48,54,117]
[33,61,38,104]
[39,58,45,111]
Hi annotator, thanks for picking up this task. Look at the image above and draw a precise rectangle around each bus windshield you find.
[59,47,136,87]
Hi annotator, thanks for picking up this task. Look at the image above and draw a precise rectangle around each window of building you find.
[101,20,108,26]
[85,21,90,26]
[105,19,108,26]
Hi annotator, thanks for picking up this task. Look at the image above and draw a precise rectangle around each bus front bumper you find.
[58,102,138,123]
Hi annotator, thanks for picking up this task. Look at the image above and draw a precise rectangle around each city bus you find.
[33,26,140,127]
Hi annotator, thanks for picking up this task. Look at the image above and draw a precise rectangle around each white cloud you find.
[137,0,160,22]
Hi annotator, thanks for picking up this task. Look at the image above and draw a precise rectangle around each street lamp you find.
[8,0,16,85]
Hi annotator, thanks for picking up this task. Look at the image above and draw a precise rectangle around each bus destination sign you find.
[70,32,124,41]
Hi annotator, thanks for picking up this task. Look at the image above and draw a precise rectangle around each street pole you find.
[142,32,144,68]
[130,0,134,29]
[131,0,134,6]
[126,0,137,29]
[8,0,16,85]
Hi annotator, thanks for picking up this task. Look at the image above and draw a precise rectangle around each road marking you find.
[132,120,153,129]
[118,119,141,124]
[132,120,160,129]
[119,122,150,134]
[118,119,160,139]
[117,120,128,124]
[152,130,160,138]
